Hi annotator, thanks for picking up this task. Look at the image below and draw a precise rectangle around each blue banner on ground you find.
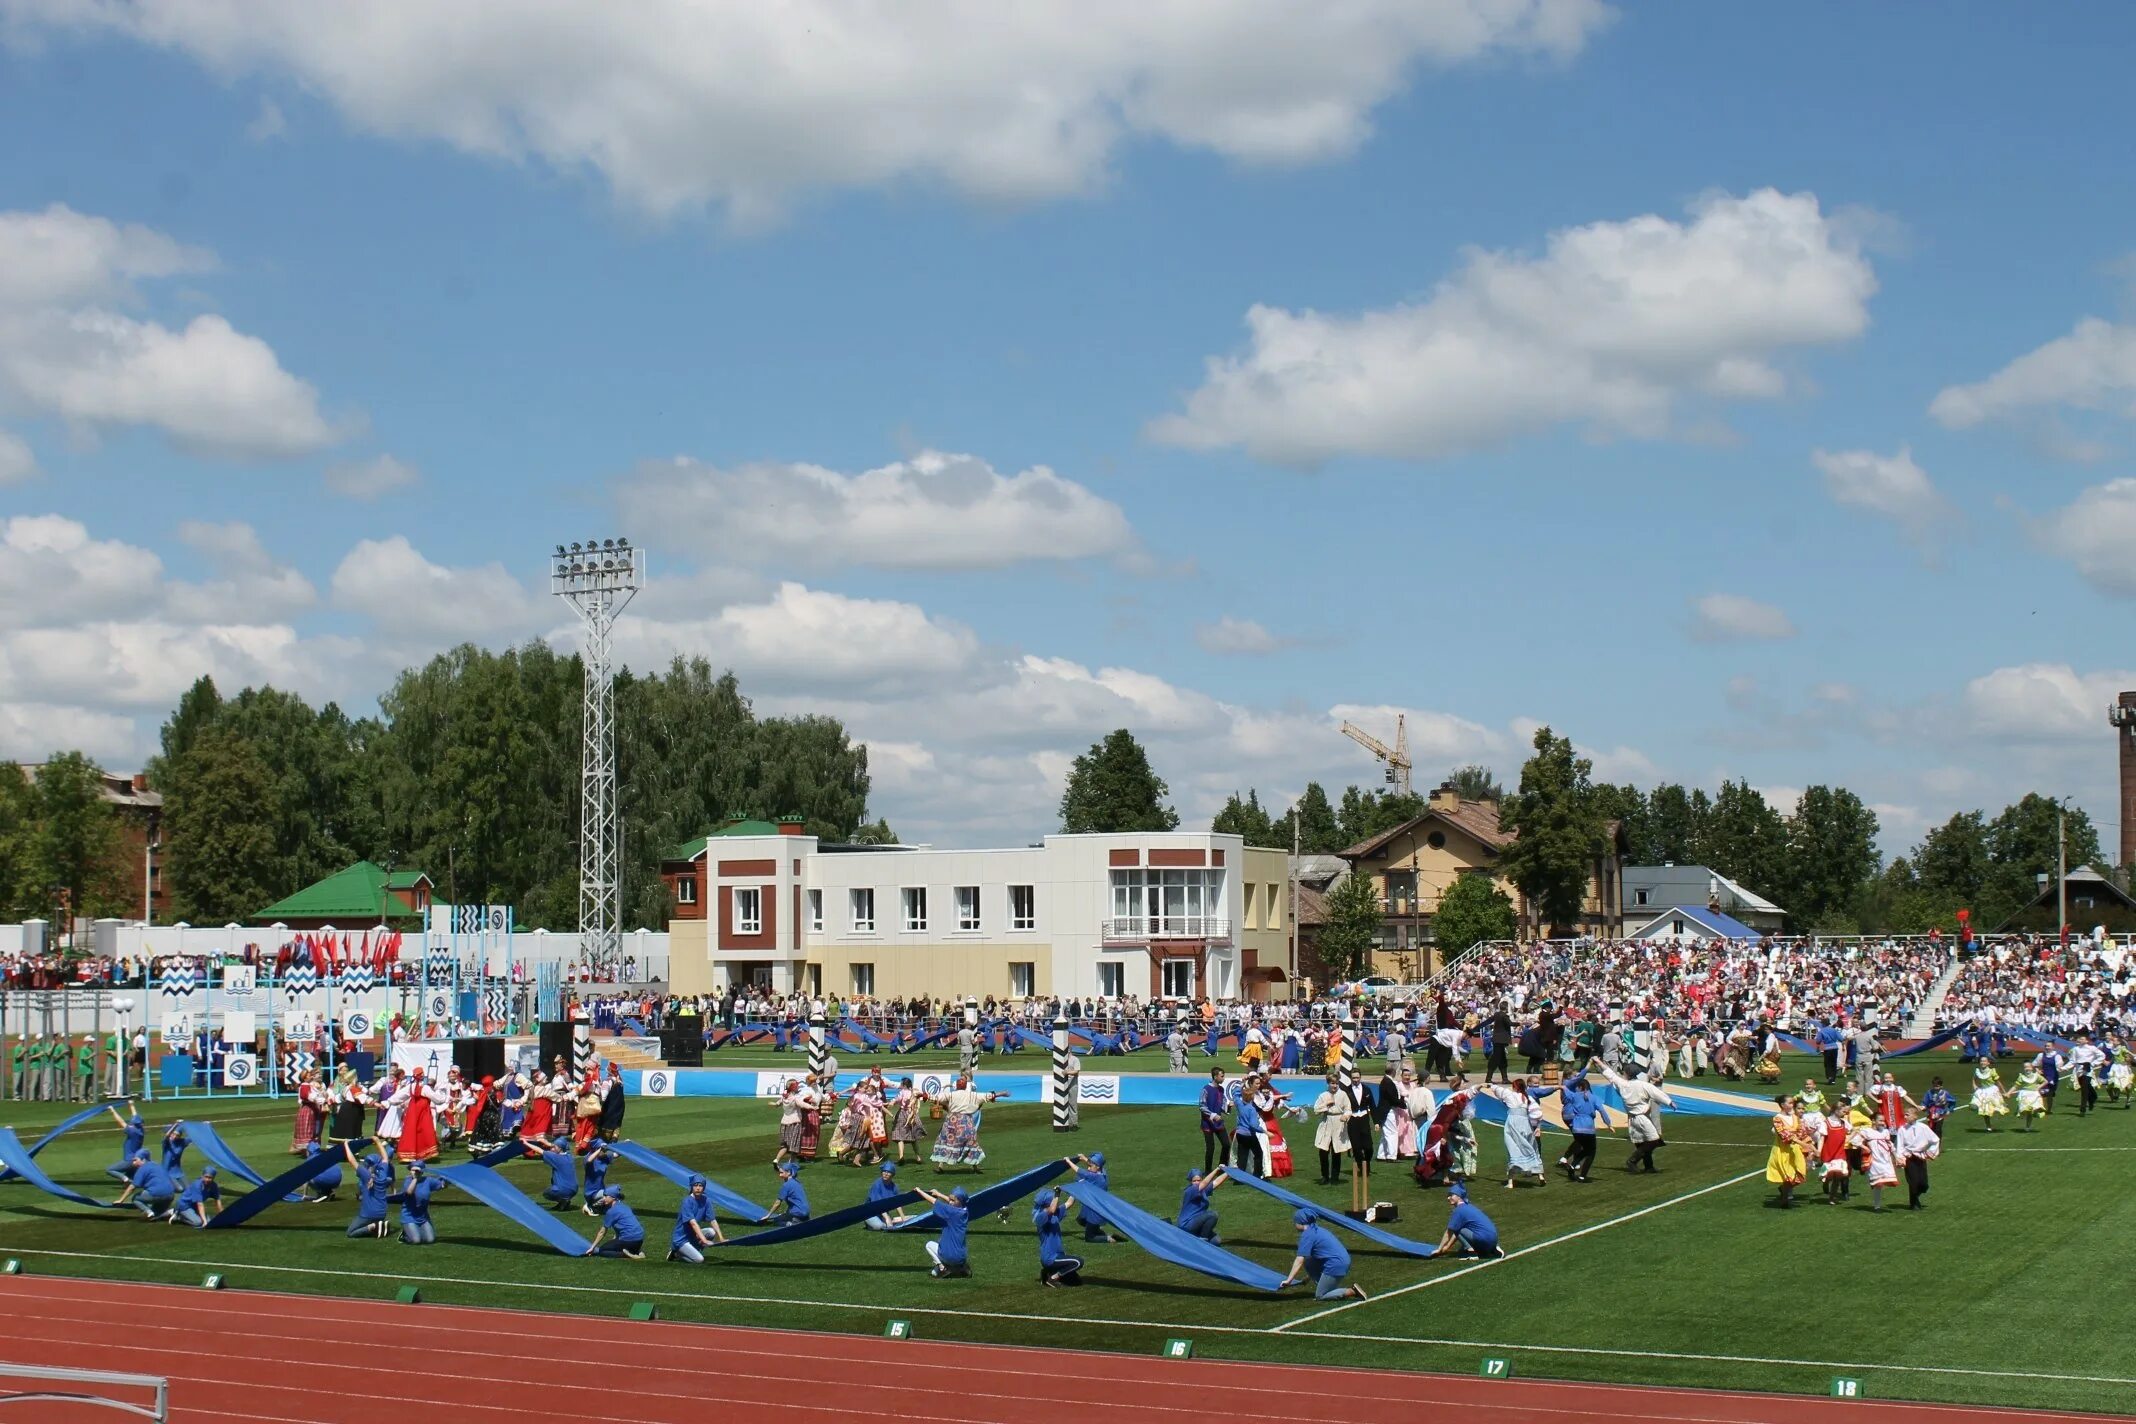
[1220,1167,1439,1257]
[181,1120,301,1203]
[423,1161,592,1256]
[887,1158,1071,1233]
[0,1126,126,1208]
[719,1187,928,1247]
[604,1140,768,1220]
[208,1140,374,1228]
[1067,1183,1289,1292]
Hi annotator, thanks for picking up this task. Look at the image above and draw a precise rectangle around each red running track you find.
[0,1275,2118,1424]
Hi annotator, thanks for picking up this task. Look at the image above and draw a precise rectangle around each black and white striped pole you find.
[1050,1013,1072,1132]
[961,996,979,1077]
[1336,1003,1356,1089]
[807,1012,827,1081]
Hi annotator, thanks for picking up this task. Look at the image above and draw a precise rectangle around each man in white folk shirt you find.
[1893,1106,1940,1211]
[2068,1031,2108,1116]
[1598,1060,1673,1174]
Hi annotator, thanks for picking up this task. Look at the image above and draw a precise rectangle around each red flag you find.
[358,930,371,970]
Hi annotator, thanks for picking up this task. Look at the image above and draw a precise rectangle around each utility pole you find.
[2057,799,2068,950]
[1290,812,1301,998]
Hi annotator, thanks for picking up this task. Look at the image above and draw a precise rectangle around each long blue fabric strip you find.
[1219,1167,1439,1257]
[886,1158,1072,1233]
[716,1187,929,1247]
[0,1126,126,1208]
[208,1139,374,1228]
[0,1102,112,1183]
[1066,1183,1288,1292]
[423,1161,592,1255]
[603,1140,768,1220]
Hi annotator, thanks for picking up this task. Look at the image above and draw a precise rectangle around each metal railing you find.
[1100,917,1231,944]
[0,1362,167,1421]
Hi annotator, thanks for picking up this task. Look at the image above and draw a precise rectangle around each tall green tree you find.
[0,763,35,920]
[1590,783,1650,860]
[1987,794,2101,878]
[1335,786,1425,847]
[26,752,127,930]
[1272,781,1344,854]
[1445,764,1504,802]
[1432,871,1516,956]
[1058,729,1179,834]
[1701,780,1787,891]
[1782,785,1881,928]
[1642,783,1709,865]
[1211,789,1277,845]
[163,727,282,924]
[1497,726,1605,934]
[1316,869,1384,981]
[1915,811,1993,904]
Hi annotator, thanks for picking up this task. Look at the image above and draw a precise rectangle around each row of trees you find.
[41,643,890,932]
[0,754,134,930]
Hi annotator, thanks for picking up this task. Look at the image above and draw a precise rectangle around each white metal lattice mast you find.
[551,538,643,977]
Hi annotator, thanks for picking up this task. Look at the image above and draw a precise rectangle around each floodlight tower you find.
[551,537,644,977]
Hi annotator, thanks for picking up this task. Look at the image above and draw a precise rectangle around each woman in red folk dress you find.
[289,1069,326,1155]
[397,1068,441,1163]
[520,1069,555,1158]
[571,1069,603,1153]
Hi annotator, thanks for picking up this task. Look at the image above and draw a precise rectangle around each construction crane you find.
[1339,715,1412,797]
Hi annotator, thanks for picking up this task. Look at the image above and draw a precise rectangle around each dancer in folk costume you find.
[1398,1069,1435,1159]
[772,1078,811,1165]
[1249,1075,1293,1179]
[1766,1095,1813,1208]
[888,1076,925,1161]
[372,1067,407,1154]
[467,1075,502,1146]
[1894,1107,1940,1210]
[1413,1089,1473,1187]
[1970,1060,2009,1130]
[1373,1063,1407,1162]
[825,1083,857,1162]
[1481,1079,1555,1189]
[570,1069,603,1153]
[326,1068,367,1146]
[499,1071,527,1137]
[2106,1035,2134,1107]
[854,1077,889,1165]
[519,1070,555,1157]
[289,1068,326,1155]
[1922,1077,1957,1137]
[2012,1061,2049,1130]
[929,1073,1002,1171]
[439,1067,468,1145]
[1868,1072,1916,1130]
[1817,1102,1852,1203]
[1310,1075,1348,1185]
[1854,1117,1899,1212]
[394,1068,441,1163]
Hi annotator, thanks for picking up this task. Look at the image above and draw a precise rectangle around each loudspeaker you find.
[661,1030,703,1067]
[538,1021,576,1075]
[669,1014,701,1041]
[453,1037,505,1081]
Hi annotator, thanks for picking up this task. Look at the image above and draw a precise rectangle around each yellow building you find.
[1340,784,1626,973]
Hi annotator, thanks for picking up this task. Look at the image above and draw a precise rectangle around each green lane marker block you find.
[628,1301,659,1321]
[394,1285,422,1304]
[1480,1356,1513,1379]
[1831,1377,1863,1399]
[200,1273,226,1290]
[1162,1338,1194,1359]
[884,1320,912,1340]
[1,1260,20,1276]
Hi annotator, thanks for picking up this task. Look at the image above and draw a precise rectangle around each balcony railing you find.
[1102,916,1230,945]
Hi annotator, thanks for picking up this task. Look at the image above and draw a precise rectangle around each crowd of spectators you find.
[1939,937,2133,1035]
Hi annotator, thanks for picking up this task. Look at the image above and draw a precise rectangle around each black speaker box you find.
[538,1020,577,1074]
[453,1037,505,1081]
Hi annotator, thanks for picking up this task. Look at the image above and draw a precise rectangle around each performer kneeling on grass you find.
[1069,1153,1120,1244]
[1278,1208,1365,1301]
[524,1136,578,1210]
[1176,1167,1226,1242]
[171,1167,221,1228]
[669,1175,725,1262]
[399,1161,438,1245]
[587,1186,646,1259]
[864,1162,910,1229]
[1032,1187,1084,1287]
[115,1152,176,1220]
[344,1142,393,1238]
[914,1185,972,1278]
[1431,1186,1503,1259]
[761,1161,810,1224]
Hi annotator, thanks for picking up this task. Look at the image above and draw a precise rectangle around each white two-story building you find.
[661,820,1292,1003]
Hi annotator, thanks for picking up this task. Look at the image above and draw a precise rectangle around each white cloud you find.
[0,699,141,764]
[166,520,316,623]
[1688,592,1796,643]
[0,514,165,629]
[1931,316,2136,435]
[1962,662,2136,743]
[1151,189,1876,465]
[324,453,420,501]
[615,582,980,697]
[1194,615,1287,655]
[0,204,339,459]
[330,536,541,644]
[0,428,33,484]
[617,449,1136,571]
[245,96,287,142]
[6,1,1612,226]
[1810,681,1856,704]
[2028,478,2136,595]
[1812,445,1951,542]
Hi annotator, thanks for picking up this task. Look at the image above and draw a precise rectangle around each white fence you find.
[1,920,671,981]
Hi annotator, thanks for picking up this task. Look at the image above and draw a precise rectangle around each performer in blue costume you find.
[761,1161,810,1223]
[668,1175,723,1262]
[914,1185,972,1277]
[1176,1167,1226,1242]
[104,1101,146,1181]
[1032,1187,1083,1287]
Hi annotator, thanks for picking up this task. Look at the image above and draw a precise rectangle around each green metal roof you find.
[667,819,796,860]
[254,860,427,923]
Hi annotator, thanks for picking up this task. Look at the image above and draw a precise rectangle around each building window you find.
[1266,882,1282,930]
[733,887,762,935]
[806,963,822,996]
[1242,885,1259,931]
[1009,884,1037,931]
[955,885,980,932]
[675,878,697,906]
[1426,831,1446,850]
[850,963,875,996]
[807,888,823,932]
[1008,962,1035,998]
[902,886,928,932]
[1096,962,1124,998]
[850,888,875,933]
[1108,868,1226,937]
[1161,958,1196,998]
[1634,888,1649,907]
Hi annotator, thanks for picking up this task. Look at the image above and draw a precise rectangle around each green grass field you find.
[4,1051,2132,1414]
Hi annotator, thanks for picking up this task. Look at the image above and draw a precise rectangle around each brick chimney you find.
[132,773,149,792]
[1428,782,1461,812]
[777,816,807,837]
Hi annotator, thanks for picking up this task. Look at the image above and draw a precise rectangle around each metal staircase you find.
[1906,954,1965,1037]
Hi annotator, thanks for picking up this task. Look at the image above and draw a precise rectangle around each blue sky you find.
[2,2,2133,859]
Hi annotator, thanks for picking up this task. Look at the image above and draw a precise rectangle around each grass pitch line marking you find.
[1271,1167,1766,1333]
[9,1244,2136,1398]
